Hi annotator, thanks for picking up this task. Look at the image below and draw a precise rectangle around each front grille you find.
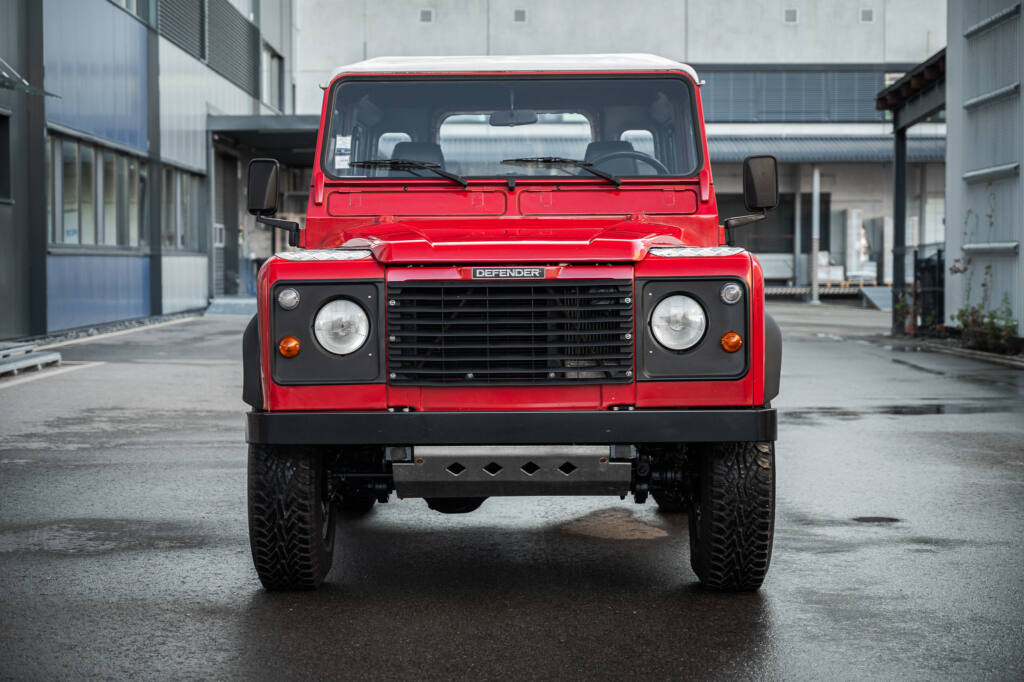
[387,280,634,385]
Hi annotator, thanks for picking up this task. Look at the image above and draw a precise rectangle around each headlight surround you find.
[650,294,707,350]
[313,299,370,355]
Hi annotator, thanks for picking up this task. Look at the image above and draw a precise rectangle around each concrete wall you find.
[293,0,947,114]
[945,0,1023,334]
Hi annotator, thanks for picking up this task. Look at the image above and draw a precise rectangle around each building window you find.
[0,114,10,201]
[162,167,204,251]
[61,140,79,243]
[700,70,885,122]
[513,9,527,22]
[109,0,155,26]
[860,8,875,23]
[419,8,434,22]
[784,8,799,24]
[47,133,147,248]
[261,44,284,111]
[80,146,96,244]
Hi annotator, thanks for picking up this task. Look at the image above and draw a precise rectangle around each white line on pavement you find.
[35,316,200,350]
[0,362,107,390]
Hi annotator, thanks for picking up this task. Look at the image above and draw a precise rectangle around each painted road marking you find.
[0,361,106,390]
[35,316,199,350]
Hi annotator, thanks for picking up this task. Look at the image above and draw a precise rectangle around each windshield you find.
[323,77,701,180]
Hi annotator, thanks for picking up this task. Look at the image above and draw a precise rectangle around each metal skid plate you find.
[392,446,633,498]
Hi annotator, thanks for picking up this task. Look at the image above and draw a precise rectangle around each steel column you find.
[810,165,821,304]
[793,165,802,286]
[892,128,907,333]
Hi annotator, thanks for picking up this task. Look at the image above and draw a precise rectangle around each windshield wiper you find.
[348,159,468,187]
[501,156,621,187]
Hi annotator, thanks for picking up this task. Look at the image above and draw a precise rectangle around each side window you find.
[619,129,655,157]
[378,132,412,159]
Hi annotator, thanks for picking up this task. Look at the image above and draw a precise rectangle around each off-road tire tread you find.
[248,444,334,590]
[689,442,774,591]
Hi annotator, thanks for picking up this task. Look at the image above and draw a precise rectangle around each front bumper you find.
[246,408,776,445]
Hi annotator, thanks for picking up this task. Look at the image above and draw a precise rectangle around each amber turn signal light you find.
[720,331,743,353]
[278,336,301,358]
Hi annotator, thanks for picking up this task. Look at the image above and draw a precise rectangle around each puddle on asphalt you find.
[557,508,670,541]
[781,403,1013,423]
[0,519,204,555]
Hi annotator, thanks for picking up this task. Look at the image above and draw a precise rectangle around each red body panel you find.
[257,67,770,416]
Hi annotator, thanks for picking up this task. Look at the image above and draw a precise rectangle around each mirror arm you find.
[257,216,301,247]
[723,211,766,246]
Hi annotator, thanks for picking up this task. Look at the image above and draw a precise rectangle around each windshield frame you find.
[319,73,705,183]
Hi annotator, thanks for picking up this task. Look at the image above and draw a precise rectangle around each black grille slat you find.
[387,280,634,385]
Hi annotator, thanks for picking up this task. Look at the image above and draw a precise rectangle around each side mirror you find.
[247,158,300,247]
[741,155,779,211]
[247,158,280,216]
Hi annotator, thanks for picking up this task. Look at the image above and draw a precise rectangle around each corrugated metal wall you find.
[47,256,151,330]
[207,0,260,96]
[946,0,1023,334]
[160,0,207,61]
[43,0,148,152]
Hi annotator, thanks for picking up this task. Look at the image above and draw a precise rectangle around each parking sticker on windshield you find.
[334,135,351,170]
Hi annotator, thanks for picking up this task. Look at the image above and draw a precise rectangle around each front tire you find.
[688,442,775,591]
[248,444,335,590]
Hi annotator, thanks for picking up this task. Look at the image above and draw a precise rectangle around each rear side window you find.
[439,113,593,176]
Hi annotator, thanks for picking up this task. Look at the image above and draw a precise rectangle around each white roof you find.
[325,54,699,86]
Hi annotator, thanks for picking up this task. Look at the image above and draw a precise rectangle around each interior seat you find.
[583,140,637,175]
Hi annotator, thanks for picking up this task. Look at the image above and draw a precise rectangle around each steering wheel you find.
[588,150,671,174]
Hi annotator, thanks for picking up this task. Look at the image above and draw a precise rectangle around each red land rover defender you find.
[243,55,781,592]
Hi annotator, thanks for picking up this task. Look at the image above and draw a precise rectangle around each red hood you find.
[318,216,718,263]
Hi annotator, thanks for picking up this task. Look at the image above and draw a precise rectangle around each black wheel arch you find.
[764,312,782,401]
[243,315,263,410]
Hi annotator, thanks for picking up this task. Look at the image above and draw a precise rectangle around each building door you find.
[216,152,239,296]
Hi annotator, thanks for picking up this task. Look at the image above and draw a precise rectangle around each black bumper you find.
[246,408,776,446]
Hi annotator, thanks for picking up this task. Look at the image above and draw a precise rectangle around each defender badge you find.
[471,267,545,279]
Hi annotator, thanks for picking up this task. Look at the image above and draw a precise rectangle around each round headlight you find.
[650,295,706,350]
[277,287,300,310]
[313,299,369,355]
[720,282,743,305]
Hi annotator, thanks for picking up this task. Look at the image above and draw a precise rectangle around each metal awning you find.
[0,57,58,97]
[708,135,945,163]
[205,115,946,167]
[207,115,319,167]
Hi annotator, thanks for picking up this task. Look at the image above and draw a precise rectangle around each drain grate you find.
[483,462,503,476]
[446,462,466,476]
[557,461,578,476]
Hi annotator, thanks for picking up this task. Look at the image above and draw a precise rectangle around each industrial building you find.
[2,0,949,339]
[0,0,295,339]
[293,0,949,289]
[944,0,1021,335]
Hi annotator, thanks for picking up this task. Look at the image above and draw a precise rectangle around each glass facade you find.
[47,133,148,248]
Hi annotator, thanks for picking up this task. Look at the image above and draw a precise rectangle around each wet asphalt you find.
[1,304,1022,680]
